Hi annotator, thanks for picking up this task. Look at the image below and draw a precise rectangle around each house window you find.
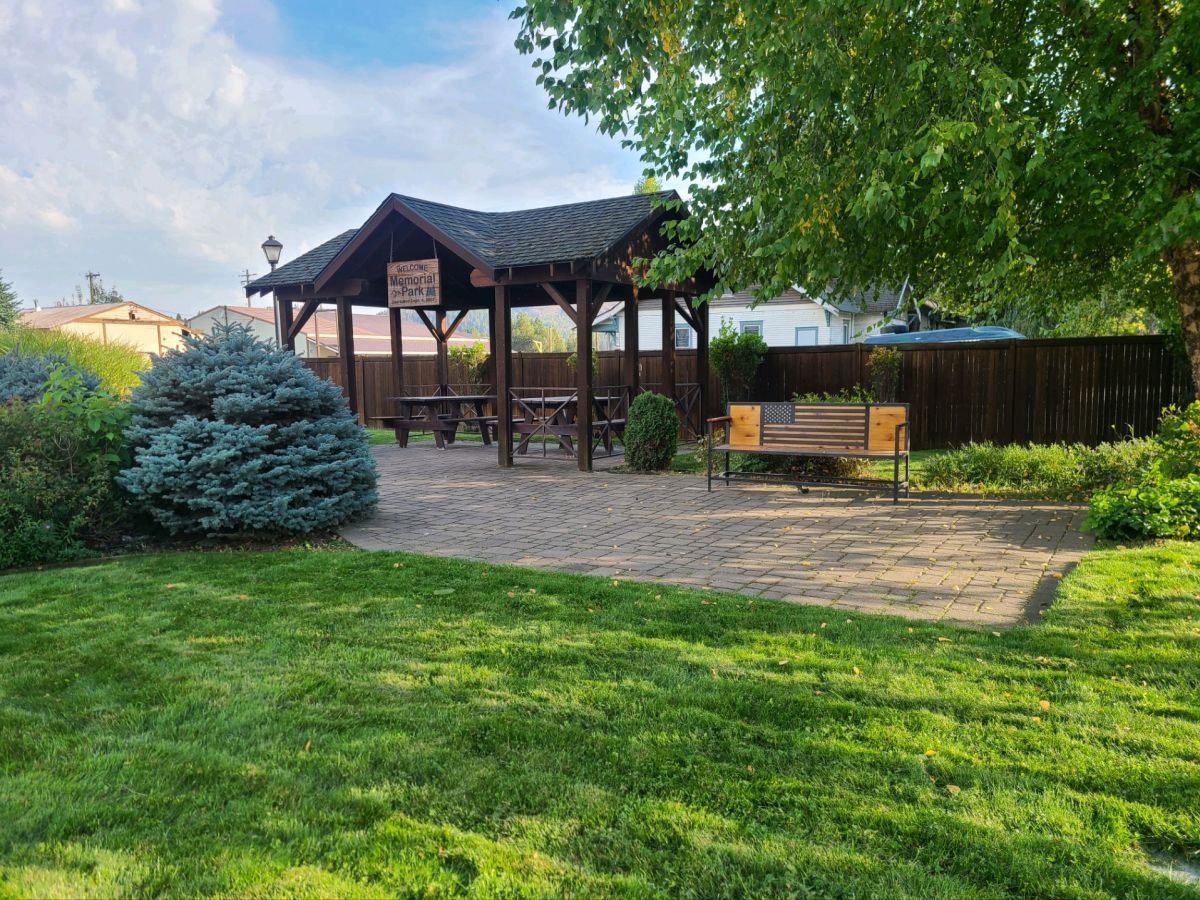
[675,326,693,349]
[842,322,851,344]
[795,326,819,346]
[740,320,764,337]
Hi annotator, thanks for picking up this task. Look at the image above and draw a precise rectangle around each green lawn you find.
[2,544,1199,896]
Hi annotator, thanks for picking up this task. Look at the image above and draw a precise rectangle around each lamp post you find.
[261,235,282,271]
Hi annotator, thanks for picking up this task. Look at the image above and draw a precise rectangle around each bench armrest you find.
[706,415,733,424]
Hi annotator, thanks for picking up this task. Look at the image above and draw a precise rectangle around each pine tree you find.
[0,270,20,329]
[119,323,377,534]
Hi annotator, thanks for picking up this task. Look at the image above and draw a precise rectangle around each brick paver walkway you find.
[342,444,1093,627]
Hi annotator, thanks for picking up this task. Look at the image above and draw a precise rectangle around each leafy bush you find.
[867,346,902,401]
[448,341,490,385]
[794,385,875,404]
[0,326,144,395]
[1085,476,1200,540]
[566,348,600,382]
[922,439,1155,499]
[118,324,377,535]
[0,350,100,403]
[710,318,767,401]
[625,391,679,471]
[1154,401,1200,478]
[1086,401,1200,540]
[0,368,129,569]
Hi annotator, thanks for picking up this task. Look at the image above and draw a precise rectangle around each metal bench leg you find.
[893,448,900,504]
[725,451,731,485]
[707,437,712,492]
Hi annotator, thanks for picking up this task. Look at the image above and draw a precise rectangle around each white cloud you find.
[0,1,641,314]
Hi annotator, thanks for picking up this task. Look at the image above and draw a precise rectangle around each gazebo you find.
[244,191,712,471]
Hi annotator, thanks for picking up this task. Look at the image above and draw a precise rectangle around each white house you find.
[187,305,482,357]
[594,286,909,350]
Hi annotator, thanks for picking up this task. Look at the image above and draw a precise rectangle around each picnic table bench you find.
[370,394,496,450]
[707,402,910,502]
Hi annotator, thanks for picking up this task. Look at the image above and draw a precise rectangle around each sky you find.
[0,0,645,317]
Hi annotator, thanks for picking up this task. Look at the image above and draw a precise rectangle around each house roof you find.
[190,305,482,355]
[245,191,680,294]
[591,284,907,324]
[828,285,909,316]
[20,301,185,328]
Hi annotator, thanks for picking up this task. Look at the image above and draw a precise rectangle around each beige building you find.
[20,301,193,357]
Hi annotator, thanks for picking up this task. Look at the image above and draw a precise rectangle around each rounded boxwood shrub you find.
[625,391,679,471]
[118,324,377,535]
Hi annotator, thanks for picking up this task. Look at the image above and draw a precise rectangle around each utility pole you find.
[239,269,258,307]
[85,272,101,304]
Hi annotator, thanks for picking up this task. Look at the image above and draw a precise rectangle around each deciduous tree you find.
[514,0,1200,389]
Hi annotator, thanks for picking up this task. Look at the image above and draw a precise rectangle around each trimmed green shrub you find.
[0,350,100,403]
[625,391,679,471]
[711,318,767,402]
[1085,475,1200,540]
[118,324,377,535]
[0,368,129,569]
[922,439,1155,499]
[867,346,902,402]
[0,326,144,395]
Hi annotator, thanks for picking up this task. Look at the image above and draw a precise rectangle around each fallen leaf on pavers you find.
[1039,699,1051,711]
[946,784,961,795]
[802,561,813,566]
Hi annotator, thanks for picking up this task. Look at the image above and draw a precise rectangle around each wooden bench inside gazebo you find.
[243,192,713,471]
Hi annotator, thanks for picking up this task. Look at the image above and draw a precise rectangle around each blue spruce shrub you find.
[0,350,101,404]
[118,324,376,534]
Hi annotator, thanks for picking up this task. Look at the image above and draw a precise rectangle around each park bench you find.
[706,402,910,502]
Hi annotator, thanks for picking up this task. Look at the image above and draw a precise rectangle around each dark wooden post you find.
[575,279,594,472]
[487,303,497,393]
[622,286,639,396]
[492,286,512,467]
[388,307,405,395]
[388,306,405,442]
[661,290,676,402]
[435,310,449,394]
[695,295,711,423]
[276,295,295,351]
[336,298,358,416]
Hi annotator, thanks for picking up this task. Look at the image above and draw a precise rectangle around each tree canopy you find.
[513,0,1200,387]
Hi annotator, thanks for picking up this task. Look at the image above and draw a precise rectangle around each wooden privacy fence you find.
[305,335,1194,449]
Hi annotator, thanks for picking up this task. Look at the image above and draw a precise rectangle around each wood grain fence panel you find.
[304,335,1194,444]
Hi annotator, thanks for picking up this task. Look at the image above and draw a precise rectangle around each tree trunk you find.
[1163,239,1200,399]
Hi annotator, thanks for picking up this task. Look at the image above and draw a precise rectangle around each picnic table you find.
[370,393,495,449]
[511,391,627,457]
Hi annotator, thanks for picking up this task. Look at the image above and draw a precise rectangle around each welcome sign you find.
[387,259,441,307]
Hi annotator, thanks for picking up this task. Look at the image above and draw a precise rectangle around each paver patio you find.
[341,443,1093,626]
